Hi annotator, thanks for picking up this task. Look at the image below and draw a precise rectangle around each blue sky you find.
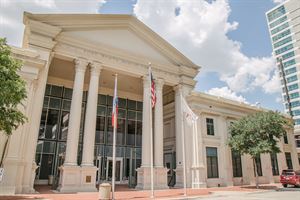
[0,0,285,111]
[99,0,284,111]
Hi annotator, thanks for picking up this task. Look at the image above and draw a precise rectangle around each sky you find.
[0,0,287,111]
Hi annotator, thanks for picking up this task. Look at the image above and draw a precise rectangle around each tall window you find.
[206,147,219,178]
[232,150,242,177]
[206,118,215,136]
[283,132,288,144]
[270,153,279,176]
[285,152,293,169]
[254,155,263,176]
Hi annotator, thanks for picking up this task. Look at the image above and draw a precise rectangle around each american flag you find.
[150,69,156,108]
[112,75,118,128]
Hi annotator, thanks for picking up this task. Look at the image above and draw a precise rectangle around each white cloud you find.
[206,87,248,103]
[0,0,106,46]
[134,0,280,95]
[272,0,286,4]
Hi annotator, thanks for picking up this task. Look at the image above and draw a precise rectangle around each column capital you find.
[89,61,103,76]
[142,75,150,88]
[74,58,88,72]
[155,78,164,90]
[174,84,192,97]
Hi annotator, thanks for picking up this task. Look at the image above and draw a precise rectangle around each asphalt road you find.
[192,187,300,200]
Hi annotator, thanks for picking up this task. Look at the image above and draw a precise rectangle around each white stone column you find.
[141,76,151,167]
[79,62,102,192]
[58,58,88,193]
[154,78,164,167]
[64,58,88,165]
[81,62,102,166]
[174,84,191,187]
[136,76,151,189]
[153,78,168,189]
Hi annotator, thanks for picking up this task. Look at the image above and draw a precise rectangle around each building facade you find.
[266,0,300,159]
[0,13,299,195]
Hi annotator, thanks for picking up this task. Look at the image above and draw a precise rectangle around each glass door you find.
[106,157,123,183]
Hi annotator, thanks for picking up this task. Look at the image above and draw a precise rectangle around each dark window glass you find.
[285,152,293,169]
[270,153,279,176]
[43,97,49,108]
[97,105,106,117]
[206,147,218,178]
[63,88,73,99]
[128,100,136,110]
[137,101,143,111]
[107,96,113,106]
[232,150,242,177]
[51,85,63,97]
[137,111,142,121]
[118,109,126,119]
[119,98,126,108]
[44,109,60,139]
[62,100,71,111]
[49,98,61,109]
[128,111,136,120]
[39,109,47,138]
[127,120,136,146]
[136,121,142,146]
[206,118,214,136]
[45,84,51,95]
[95,116,105,144]
[98,94,107,105]
[117,119,125,145]
[59,111,69,141]
[283,132,288,144]
[254,156,263,176]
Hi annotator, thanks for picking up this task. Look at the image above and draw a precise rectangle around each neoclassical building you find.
[0,13,299,194]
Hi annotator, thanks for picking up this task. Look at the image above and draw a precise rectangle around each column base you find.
[80,165,98,192]
[57,165,98,193]
[136,166,169,190]
[57,165,81,193]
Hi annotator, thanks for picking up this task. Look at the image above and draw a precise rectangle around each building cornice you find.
[23,12,200,70]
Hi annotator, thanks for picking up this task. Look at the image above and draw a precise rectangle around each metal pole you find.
[180,94,187,196]
[112,74,118,200]
[279,58,293,118]
[148,64,154,198]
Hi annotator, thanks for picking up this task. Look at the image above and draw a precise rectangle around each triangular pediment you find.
[24,13,199,70]
[61,28,174,65]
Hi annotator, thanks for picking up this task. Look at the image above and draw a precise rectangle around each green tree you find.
[228,111,292,188]
[0,38,27,167]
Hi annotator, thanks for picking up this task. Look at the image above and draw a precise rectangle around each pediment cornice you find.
[23,12,200,70]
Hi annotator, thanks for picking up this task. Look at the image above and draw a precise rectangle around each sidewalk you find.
[0,184,281,200]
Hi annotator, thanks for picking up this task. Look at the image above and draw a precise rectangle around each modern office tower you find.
[266,0,300,159]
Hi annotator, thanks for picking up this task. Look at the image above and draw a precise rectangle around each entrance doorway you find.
[96,156,123,184]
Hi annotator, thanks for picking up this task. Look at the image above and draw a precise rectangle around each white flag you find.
[181,94,198,125]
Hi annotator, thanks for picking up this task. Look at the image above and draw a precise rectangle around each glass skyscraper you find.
[266,0,300,155]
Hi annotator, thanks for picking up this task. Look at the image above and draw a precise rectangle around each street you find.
[193,188,300,200]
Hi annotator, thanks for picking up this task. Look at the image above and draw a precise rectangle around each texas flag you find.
[112,75,118,128]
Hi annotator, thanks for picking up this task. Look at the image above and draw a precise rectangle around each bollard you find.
[99,183,112,200]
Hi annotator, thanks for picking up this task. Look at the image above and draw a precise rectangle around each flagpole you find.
[148,63,154,199]
[112,74,118,200]
[180,94,187,196]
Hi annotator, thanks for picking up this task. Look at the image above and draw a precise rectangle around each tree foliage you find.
[228,111,291,157]
[0,38,27,136]
[228,111,292,188]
